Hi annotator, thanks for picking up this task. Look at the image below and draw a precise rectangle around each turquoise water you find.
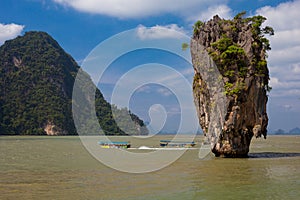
[0,136,299,200]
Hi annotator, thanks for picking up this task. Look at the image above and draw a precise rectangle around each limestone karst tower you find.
[191,13,274,157]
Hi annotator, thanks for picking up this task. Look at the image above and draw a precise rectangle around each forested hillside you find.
[0,31,147,135]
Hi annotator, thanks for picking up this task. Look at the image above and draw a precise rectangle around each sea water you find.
[0,135,299,200]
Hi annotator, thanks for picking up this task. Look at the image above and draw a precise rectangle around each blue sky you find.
[0,0,299,133]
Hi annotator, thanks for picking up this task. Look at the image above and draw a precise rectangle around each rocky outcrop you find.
[44,121,64,136]
[191,13,273,157]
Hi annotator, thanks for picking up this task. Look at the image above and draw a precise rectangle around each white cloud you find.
[270,89,300,97]
[157,87,173,96]
[169,106,180,113]
[136,85,152,93]
[283,104,292,110]
[292,63,300,73]
[136,85,173,96]
[267,29,300,50]
[188,4,232,22]
[256,0,300,31]
[256,0,300,98]
[0,23,24,45]
[268,45,300,66]
[270,77,300,90]
[136,24,186,40]
[53,0,224,20]
[180,68,194,77]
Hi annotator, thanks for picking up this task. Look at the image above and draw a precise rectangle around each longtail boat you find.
[159,140,196,148]
[98,141,131,149]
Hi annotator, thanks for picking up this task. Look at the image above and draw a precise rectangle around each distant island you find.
[0,31,148,136]
[270,127,300,135]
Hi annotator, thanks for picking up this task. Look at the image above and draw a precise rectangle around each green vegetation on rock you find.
[0,31,147,135]
[193,20,204,35]
[194,12,274,96]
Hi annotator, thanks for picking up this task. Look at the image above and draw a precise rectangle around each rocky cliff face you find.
[191,13,273,157]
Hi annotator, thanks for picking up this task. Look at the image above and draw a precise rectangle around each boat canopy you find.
[98,141,130,145]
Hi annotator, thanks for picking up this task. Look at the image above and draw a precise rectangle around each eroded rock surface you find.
[191,13,273,157]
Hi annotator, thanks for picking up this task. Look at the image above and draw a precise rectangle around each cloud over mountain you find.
[188,4,232,21]
[0,23,24,45]
[136,24,186,40]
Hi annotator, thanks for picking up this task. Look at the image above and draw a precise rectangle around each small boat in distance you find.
[159,140,196,148]
[98,141,131,149]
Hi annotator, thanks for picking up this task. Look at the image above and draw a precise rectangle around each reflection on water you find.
[0,136,299,200]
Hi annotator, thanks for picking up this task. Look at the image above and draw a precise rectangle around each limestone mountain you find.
[0,31,148,135]
[191,12,273,157]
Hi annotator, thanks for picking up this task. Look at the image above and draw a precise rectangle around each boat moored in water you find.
[159,140,196,148]
[98,141,131,149]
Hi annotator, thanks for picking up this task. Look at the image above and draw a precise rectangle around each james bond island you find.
[191,12,274,157]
